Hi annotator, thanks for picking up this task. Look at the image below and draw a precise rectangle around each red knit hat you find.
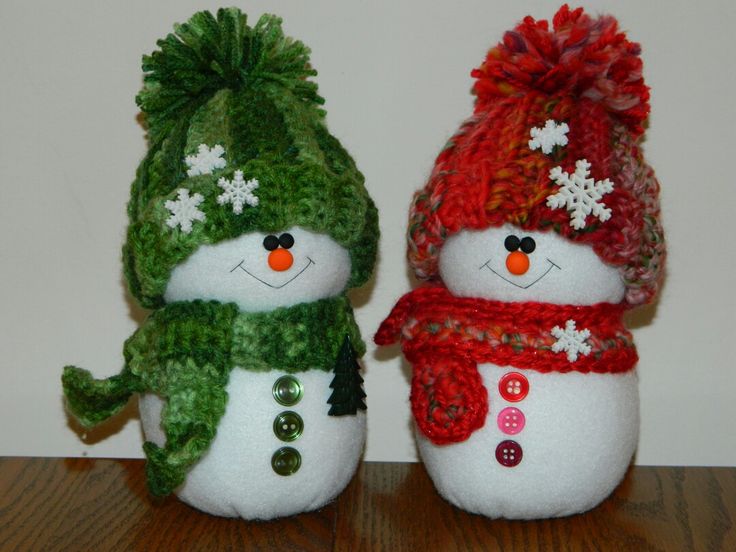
[408,5,665,306]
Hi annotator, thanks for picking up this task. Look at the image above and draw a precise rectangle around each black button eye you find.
[263,235,280,251]
[520,237,536,254]
[504,235,521,252]
[279,233,294,249]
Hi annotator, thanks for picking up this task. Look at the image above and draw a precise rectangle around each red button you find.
[495,440,523,467]
[498,372,529,402]
[497,407,525,435]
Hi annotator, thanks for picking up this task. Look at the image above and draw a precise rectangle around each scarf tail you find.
[142,382,228,497]
[62,365,142,428]
[410,352,488,445]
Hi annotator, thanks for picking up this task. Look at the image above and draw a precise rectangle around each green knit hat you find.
[123,8,378,309]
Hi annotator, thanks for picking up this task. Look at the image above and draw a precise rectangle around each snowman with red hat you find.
[376,5,665,519]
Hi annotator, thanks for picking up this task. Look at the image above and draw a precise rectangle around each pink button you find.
[497,407,525,435]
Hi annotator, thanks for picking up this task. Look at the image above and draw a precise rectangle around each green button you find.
[271,447,301,476]
[272,375,303,406]
[273,411,304,442]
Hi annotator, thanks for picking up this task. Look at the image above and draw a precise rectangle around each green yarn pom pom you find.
[138,8,323,142]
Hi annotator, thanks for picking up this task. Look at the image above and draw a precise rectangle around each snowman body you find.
[140,369,365,519]
[418,224,637,519]
[140,226,366,519]
[418,365,638,519]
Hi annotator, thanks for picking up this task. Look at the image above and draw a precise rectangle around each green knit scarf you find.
[62,295,363,496]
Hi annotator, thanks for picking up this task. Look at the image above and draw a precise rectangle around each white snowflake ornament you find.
[550,319,592,362]
[547,159,614,230]
[529,120,569,154]
[217,170,259,214]
[165,188,206,234]
[185,144,227,177]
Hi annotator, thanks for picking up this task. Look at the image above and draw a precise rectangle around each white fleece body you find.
[417,362,639,519]
[139,368,366,519]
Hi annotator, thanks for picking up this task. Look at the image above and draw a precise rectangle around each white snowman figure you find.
[376,6,665,519]
[62,9,378,519]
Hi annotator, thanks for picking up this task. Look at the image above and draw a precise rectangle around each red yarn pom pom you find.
[471,4,650,135]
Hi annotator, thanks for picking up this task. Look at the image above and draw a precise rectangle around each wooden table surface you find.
[0,458,733,552]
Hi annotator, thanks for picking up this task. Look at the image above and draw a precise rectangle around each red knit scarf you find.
[375,286,638,445]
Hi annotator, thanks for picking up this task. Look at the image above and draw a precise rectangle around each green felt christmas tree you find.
[328,335,367,416]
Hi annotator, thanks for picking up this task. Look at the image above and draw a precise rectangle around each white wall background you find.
[1,0,734,466]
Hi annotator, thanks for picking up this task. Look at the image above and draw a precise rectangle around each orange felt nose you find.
[268,248,294,271]
[506,251,530,275]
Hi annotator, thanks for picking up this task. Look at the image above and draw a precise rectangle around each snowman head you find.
[439,224,625,305]
[406,6,666,307]
[164,226,352,312]
[125,155,377,311]
[122,13,378,310]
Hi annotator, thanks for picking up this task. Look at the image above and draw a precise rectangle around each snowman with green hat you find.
[62,8,378,519]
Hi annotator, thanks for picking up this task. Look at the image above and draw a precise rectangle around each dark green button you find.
[273,411,304,442]
[271,447,301,476]
[272,375,303,406]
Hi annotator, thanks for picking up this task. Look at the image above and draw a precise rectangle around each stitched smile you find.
[231,257,315,289]
[480,258,561,289]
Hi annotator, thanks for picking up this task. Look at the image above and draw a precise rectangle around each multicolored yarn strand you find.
[375,286,638,444]
[124,8,378,308]
[407,5,664,306]
[63,296,363,495]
